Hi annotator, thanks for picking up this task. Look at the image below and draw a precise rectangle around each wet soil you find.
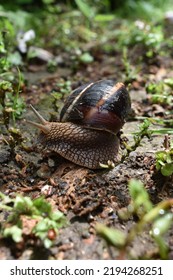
[0,51,173,260]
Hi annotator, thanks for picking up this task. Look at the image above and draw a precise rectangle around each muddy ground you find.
[0,50,173,260]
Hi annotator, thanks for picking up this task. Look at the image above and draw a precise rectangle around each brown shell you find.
[60,80,131,134]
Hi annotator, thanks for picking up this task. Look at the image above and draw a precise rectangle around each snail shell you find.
[60,80,131,134]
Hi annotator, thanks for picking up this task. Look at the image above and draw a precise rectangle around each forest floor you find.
[1,36,173,260]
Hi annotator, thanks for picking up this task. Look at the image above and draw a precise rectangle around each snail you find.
[28,80,131,169]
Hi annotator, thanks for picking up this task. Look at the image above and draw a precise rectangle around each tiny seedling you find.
[122,47,139,83]
[146,78,173,106]
[51,79,72,110]
[116,20,164,59]
[121,117,173,163]
[121,118,152,161]
[132,118,152,145]
[0,70,25,127]
[101,118,152,168]
[0,193,66,249]
[0,24,25,126]
[74,0,95,22]
[79,52,94,64]
[155,135,173,176]
[96,179,173,259]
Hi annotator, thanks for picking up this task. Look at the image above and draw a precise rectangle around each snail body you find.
[28,80,131,169]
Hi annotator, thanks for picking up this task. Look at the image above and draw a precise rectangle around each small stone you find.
[37,164,51,178]
[41,184,53,196]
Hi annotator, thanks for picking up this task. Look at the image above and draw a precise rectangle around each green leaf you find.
[157,159,165,166]
[42,0,55,4]
[94,14,115,22]
[79,52,93,64]
[0,80,13,92]
[151,213,173,259]
[33,196,51,216]
[161,163,173,176]
[4,225,22,243]
[14,196,33,213]
[0,192,66,249]
[34,219,49,232]
[8,51,22,66]
[165,153,172,164]
[164,78,173,88]
[128,179,153,213]
[50,210,65,221]
[43,238,53,249]
[96,223,126,247]
[152,213,173,236]
[75,0,95,19]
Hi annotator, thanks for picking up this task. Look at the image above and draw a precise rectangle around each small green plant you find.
[52,80,72,100]
[96,179,173,259]
[79,52,94,64]
[122,47,139,83]
[0,18,25,126]
[125,119,173,177]
[0,192,67,248]
[74,0,95,21]
[133,118,152,143]
[51,79,72,110]
[114,19,166,59]
[0,23,14,74]
[0,76,25,126]
[146,78,173,106]
[128,22,164,58]
[122,117,173,160]
[155,135,173,176]
[122,118,152,161]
